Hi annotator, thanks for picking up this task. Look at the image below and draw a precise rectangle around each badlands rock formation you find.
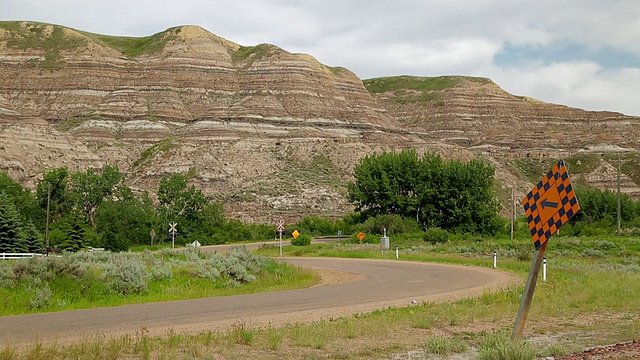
[1,21,638,222]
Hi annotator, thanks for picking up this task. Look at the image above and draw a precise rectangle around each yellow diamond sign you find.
[292,229,300,239]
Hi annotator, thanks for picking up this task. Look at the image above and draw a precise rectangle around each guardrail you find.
[0,253,44,260]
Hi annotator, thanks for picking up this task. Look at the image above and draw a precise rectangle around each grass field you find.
[1,235,639,359]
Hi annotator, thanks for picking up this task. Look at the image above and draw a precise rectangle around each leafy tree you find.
[0,172,43,226]
[69,165,127,228]
[348,151,501,235]
[0,192,24,252]
[36,167,70,222]
[157,173,208,240]
[95,199,156,251]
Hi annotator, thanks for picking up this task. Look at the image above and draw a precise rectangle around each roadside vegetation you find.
[0,247,316,316]
[1,233,638,359]
[2,151,640,358]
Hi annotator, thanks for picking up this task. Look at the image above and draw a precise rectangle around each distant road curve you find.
[0,253,519,346]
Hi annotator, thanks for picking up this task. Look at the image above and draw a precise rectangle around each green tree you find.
[348,151,501,234]
[157,173,208,241]
[69,165,127,228]
[0,172,44,227]
[61,211,89,252]
[0,192,24,252]
[36,167,70,222]
[22,221,44,253]
[95,199,156,251]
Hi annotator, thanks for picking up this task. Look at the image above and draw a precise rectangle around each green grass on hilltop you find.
[363,75,492,104]
[231,44,272,67]
[77,28,179,58]
[0,21,87,70]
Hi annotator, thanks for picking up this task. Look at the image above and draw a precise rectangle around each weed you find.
[267,329,283,350]
[229,321,254,345]
[425,335,468,355]
[477,331,537,360]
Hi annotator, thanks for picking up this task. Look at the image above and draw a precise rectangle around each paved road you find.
[0,257,518,346]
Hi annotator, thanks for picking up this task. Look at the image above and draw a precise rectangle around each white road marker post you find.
[543,257,547,282]
[396,246,399,259]
[493,250,497,268]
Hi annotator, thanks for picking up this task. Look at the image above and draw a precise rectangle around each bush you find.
[423,228,450,244]
[477,332,537,360]
[361,214,421,235]
[291,234,312,246]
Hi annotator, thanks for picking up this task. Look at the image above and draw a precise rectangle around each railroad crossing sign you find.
[292,229,300,239]
[276,219,285,232]
[169,222,177,233]
[357,232,366,241]
[523,160,580,249]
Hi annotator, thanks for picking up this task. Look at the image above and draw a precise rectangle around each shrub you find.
[29,284,52,309]
[100,256,150,295]
[291,234,312,246]
[423,228,450,244]
[477,332,537,360]
[361,214,421,235]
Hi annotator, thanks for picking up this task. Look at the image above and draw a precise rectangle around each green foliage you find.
[95,199,155,251]
[0,21,88,70]
[293,216,348,236]
[61,212,90,252]
[423,227,450,244]
[0,248,309,315]
[424,335,468,355]
[0,193,24,252]
[36,167,70,223]
[348,150,501,235]
[477,331,537,360]
[69,165,127,227]
[361,214,421,235]
[231,44,272,66]
[363,76,489,104]
[291,233,312,246]
[133,138,180,169]
[0,172,43,224]
[157,173,210,243]
[22,221,44,253]
[77,27,178,58]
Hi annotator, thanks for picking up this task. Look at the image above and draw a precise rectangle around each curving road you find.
[0,257,519,346]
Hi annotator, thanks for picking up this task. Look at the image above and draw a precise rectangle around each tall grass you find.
[3,235,640,359]
[0,247,316,315]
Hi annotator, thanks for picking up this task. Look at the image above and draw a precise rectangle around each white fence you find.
[0,253,44,260]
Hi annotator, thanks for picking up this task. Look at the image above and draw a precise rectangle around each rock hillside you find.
[1,21,638,222]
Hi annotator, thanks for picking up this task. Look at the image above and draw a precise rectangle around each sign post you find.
[169,222,177,249]
[512,160,580,341]
[276,219,285,257]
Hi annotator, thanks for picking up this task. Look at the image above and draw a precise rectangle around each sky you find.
[2,0,640,116]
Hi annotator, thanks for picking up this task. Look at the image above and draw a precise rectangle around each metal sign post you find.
[512,241,548,340]
[169,222,177,249]
[276,219,285,257]
[512,160,580,341]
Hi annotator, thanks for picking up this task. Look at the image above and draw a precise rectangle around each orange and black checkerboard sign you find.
[523,160,580,249]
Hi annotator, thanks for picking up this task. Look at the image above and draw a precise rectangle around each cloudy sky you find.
[2,0,640,115]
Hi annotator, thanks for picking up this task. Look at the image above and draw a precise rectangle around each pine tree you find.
[0,192,23,253]
[23,221,44,253]
[62,213,88,252]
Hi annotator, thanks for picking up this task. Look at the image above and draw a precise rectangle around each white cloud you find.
[1,0,640,115]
